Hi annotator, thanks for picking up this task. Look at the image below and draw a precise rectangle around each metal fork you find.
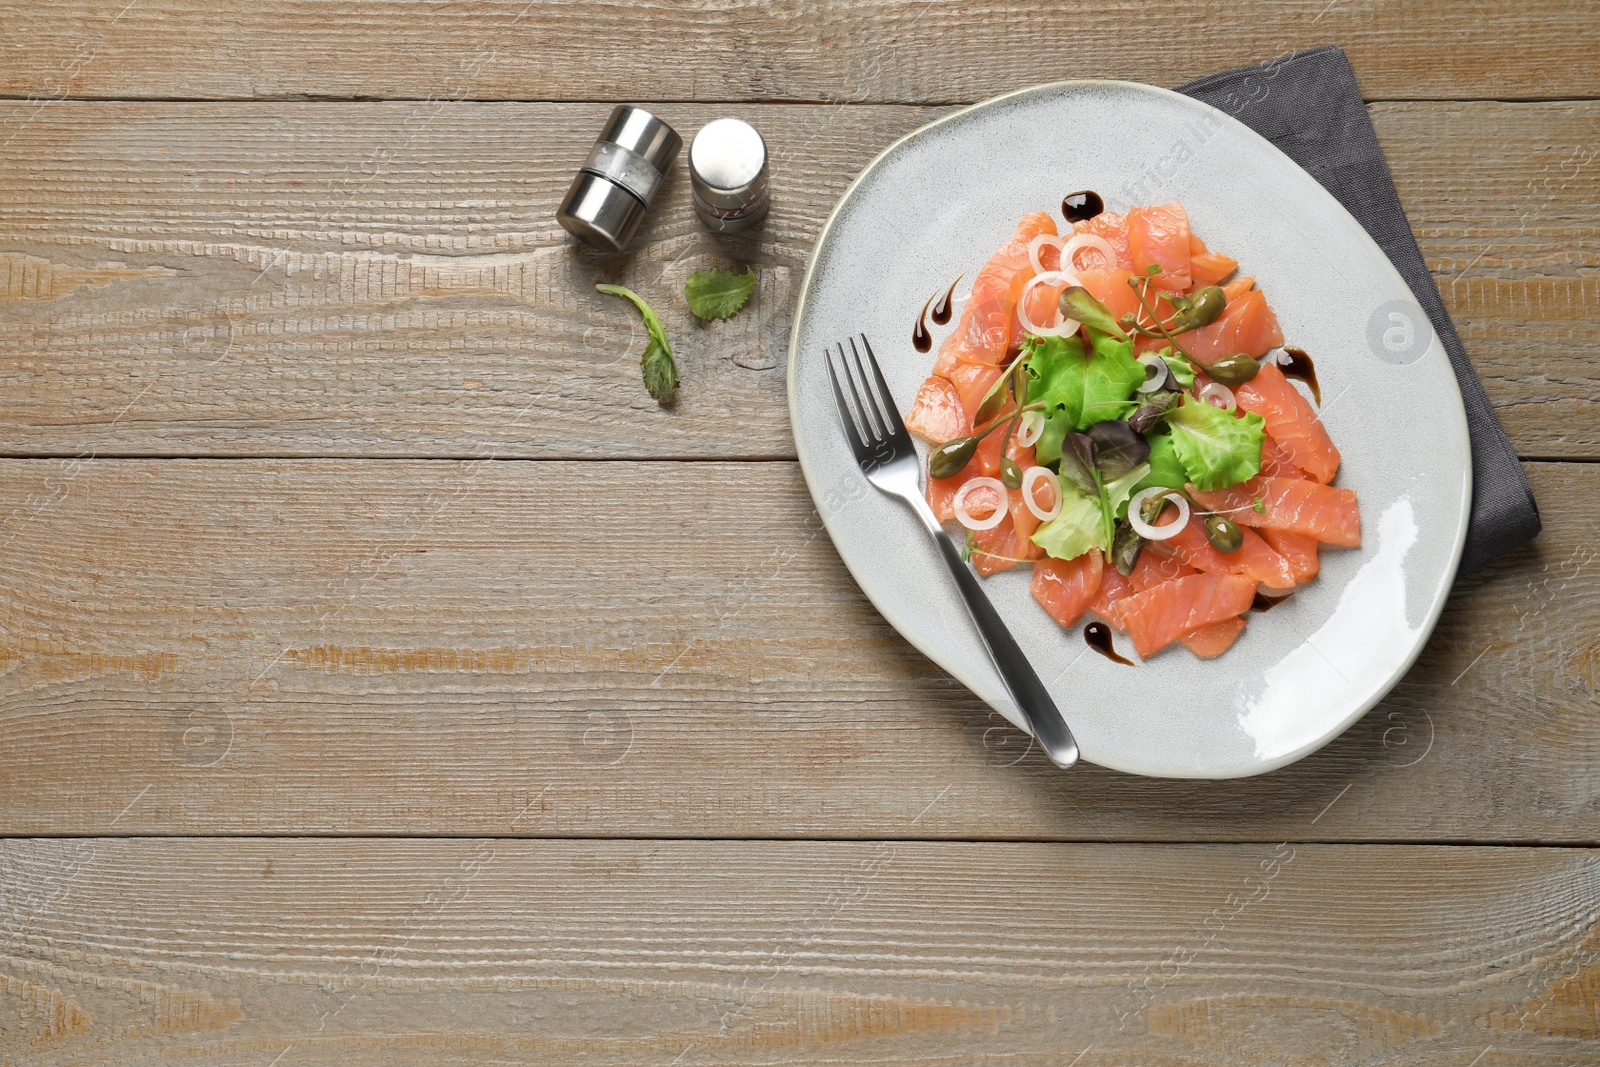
[826,335,1079,769]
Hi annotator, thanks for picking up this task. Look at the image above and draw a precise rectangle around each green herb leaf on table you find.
[684,266,756,320]
[596,283,679,405]
[1167,395,1265,491]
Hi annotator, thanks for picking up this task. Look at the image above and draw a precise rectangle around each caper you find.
[1204,514,1245,554]
[929,435,979,479]
[1000,456,1023,489]
[1207,352,1262,386]
[1168,285,1226,332]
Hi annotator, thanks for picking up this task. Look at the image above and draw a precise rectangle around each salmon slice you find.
[1071,211,1134,270]
[1180,617,1247,658]
[971,513,1030,576]
[933,212,1057,375]
[1127,548,1249,656]
[1262,529,1321,583]
[1118,573,1258,659]
[1159,508,1297,589]
[926,449,981,522]
[1187,232,1237,287]
[905,375,970,444]
[1129,548,1197,590]
[1182,276,1284,365]
[1031,551,1104,628]
[1075,267,1143,329]
[1090,565,1136,628]
[1127,202,1193,291]
[1259,433,1307,480]
[1235,362,1340,483]
[935,352,1009,420]
[1189,477,1361,548]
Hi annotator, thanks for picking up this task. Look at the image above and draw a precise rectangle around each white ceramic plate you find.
[788,81,1470,779]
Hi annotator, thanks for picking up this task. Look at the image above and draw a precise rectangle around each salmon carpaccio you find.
[897,200,1358,662]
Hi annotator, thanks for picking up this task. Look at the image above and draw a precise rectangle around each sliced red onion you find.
[1021,466,1062,522]
[1128,487,1188,541]
[1018,270,1080,338]
[1060,233,1118,272]
[1028,234,1064,276]
[1015,409,1045,448]
[1136,353,1168,394]
[953,477,1008,531]
[1199,382,1236,411]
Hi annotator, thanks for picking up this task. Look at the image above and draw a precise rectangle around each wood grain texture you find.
[0,459,1594,840]
[1,0,1596,102]
[0,101,1595,459]
[0,839,1597,1065]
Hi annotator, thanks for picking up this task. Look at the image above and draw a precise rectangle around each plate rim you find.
[786,78,1472,778]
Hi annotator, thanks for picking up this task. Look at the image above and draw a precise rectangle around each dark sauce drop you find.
[1062,190,1105,223]
[1252,591,1292,613]
[931,276,961,326]
[1084,621,1133,665]
[912,293,934,353]
[1279,346,1321,405]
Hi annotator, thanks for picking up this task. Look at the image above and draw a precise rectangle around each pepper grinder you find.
[557,105,681,253]
[688,118,770,233]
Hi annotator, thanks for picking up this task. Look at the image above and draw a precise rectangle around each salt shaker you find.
[557,105,681,253]
[688,118,770,233]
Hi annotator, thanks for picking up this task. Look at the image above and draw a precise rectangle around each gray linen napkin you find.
[1178,46,1540,573]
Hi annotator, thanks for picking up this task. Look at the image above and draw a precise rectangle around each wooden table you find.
[1,3,1596,1063]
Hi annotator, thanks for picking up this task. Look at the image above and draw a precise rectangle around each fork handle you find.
[924,524,1080,769]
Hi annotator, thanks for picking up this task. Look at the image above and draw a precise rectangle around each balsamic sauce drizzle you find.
[1252,591,1292,613]
[913,277,964,353]
[1279,346,1321,405]
[912,293,934,353]
[1084,621,1133,665]
[931,277,960,325]
[1062,190,1105,223]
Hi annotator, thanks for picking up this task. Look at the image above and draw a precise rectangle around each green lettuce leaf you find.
[1167,396,1266,490]
[1161,351,1196,389]
[1023,334,1145,432]
[1131,431,1189,498]
[1030,476,1108,561]
[1034,409,1071,466]
[683,266,756,320]
[1103,461,1151,529]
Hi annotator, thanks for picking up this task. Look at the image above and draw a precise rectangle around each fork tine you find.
[855,335,905,439]
[837,341,883,443]
[825,345,869,455]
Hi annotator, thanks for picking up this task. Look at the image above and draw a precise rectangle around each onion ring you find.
[1199,382,1236,411]
[1060,233,1119,272]
[953,477,1008,531]
[1128,487,1189,541]
[1017,269,1080,338]
[1021,465,1063,522]
[1136,353,1169,394]
[1028,233,1064,276]
[1015,409,1046,448]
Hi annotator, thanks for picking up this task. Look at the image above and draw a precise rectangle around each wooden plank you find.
[1,839,1596,1064]
[0,458,1593,841]
[0,0,1594,102]
[1,101,1593,460]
